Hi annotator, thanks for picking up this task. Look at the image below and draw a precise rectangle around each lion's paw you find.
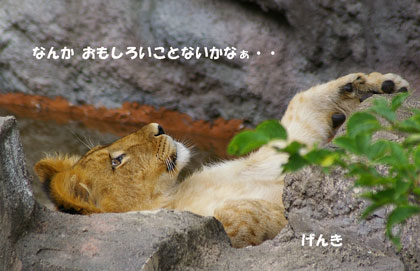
[214,199,286,248]
[367,72,410,94]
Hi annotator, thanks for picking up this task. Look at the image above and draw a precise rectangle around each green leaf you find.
[403,134,420,146]
[228,93,420,249]
[390,237,402,250]
[388,142,409,165]
[411,112,420,123]
[391,92,410,111]
[367,140,388,161]
[227,131,269,156]
[362,188,395,202]
[281,141,305,155]
[333,134,372,155]
[361,202,385,219]
[396,119,420,134]
[275,141,309,172]
[413,147,420,166]
[283,153,309,172]
[304,149,342,168]
[387,205,420,230]
[355,133,371,154]
[227,120,288,156]
[386,205,420,249]
[347,112,381,137]
[376,142,408,167]
[320,153,338,167]
[370,98,396,123]
[348,163,376,177]
[354,174,379,187]
[361,189,397,219]
[354,174,392,187]
[394,179,411,199]
[334,135,360,154]
[255,120,287,140]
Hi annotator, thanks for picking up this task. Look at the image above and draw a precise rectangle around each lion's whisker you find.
[70,131,92,150]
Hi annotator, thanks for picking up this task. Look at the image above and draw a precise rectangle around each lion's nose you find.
[155,124,165,136]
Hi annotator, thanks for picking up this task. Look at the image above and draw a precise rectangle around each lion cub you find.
[35,72,409,248]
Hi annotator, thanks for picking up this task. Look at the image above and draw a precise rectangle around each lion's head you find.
[34,123,191,214]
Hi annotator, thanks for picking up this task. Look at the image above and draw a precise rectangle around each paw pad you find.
[381,80,395,94]
[332,113,346,128]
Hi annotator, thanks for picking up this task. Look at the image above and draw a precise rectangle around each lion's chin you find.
[174,141,191,171]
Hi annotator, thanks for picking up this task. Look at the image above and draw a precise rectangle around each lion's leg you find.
[365,72,410,94]
[280,72,411,146]
[214,199,286,248]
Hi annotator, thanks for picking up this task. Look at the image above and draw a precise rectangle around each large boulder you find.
[0,103,413,270]
[1,0,420,124]
[283,94,420,270]
[0,116,234,271]
[16,207,231,271]
[0,116,35,271]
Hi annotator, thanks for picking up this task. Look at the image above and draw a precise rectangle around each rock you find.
[214,227,404,271]
[13,206,406,271]
[16,207,231,271]
[1,0,419,124]
[0,108,411,270]
[400,215,420,271]
[0,116,230,270]
[0,116,35,271]
[283,94,420,270]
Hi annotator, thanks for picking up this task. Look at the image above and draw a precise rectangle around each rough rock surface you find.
[214,226,404,271]
[17,207,231,271]
[1,0,420,124]
[0,116,35,271]
[1,99,416,270]
[283,94,420,271]
[0,117,233,271]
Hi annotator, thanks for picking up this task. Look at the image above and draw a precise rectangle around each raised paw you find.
[366,72,410,94]
[334,72,410,102]
[280,72,412,147]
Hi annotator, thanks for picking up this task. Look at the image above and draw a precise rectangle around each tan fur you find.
[34,72,410,248]
[281,72,409,145]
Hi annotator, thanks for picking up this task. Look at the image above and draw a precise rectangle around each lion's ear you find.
[34,155,79,183]
[34,156,101,215]
[34,160,63,184]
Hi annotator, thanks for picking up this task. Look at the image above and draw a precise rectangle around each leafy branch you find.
[228,93,420,249]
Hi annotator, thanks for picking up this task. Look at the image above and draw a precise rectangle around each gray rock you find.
[0,116,35,271]
[1,0,420,124]
[16,207,231,271]
[283,94,420,270]
[0,106,410,270]
[0,116,230,270]
[215,227,404,271]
